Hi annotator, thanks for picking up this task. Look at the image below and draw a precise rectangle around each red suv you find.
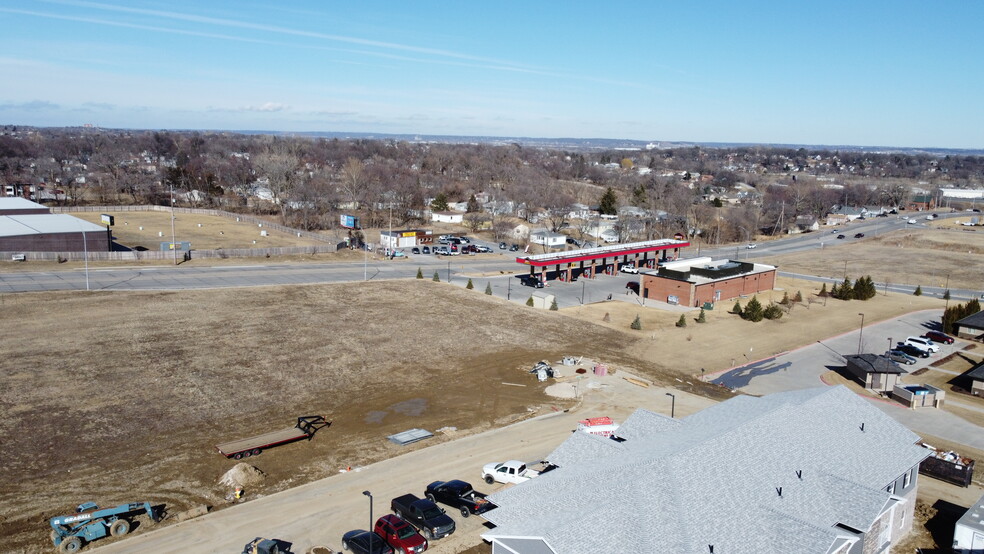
[922,331,954,344]
[374,514,428,553]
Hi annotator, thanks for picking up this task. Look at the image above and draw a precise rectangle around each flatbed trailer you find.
[216,415,329,459]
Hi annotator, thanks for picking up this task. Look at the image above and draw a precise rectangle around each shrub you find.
[550,298,559,311]
[697,308,706,323]
[732,301,743,316]
[793,290,803,303]
[943,289,951,300]
[914,285,922,296]
[779,292,790,305]
[485,282,492,295]
[819,283,828,297]
[416,268,423,279]
[526,296,534,307]
[675,314,687,328]
[763,304,784,320]
[466,278,474,290]
[432,271,440,282]
[743,296,764,322]
[631,315,642,330]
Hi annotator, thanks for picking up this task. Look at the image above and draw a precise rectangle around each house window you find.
[886,482,896,494]
[903,469,911,488]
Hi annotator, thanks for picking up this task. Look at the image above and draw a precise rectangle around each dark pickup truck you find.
[390,494,455,540]
[424,480,495,518]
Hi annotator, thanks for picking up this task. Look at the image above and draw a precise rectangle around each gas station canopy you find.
[515,239,690,267]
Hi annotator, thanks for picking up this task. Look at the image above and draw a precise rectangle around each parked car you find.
[904,336,939,353]
[341,530,393,554]
[475,245,493,253]
[482,460,540,485]
[854,233,865,238]
[391,250,406,258]
[896,343,930,358]
[922,330,954,344]
[411,247,420,254]
[566,237,581,246]
[885,350,917,365]
[390,494,455,541]
[373,514,427,554]
[619,264,639,274]
[498,242,507,250]
[425,480,495,518]
[520,275,544,288]
[422,246,430,254]
[509,244,520,252]
[433,246,450,255]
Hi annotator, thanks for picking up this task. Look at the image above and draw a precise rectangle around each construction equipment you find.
[49,501,160,552]
[216,415,330,459]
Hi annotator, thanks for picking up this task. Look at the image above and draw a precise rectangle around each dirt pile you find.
[218,463,266,488]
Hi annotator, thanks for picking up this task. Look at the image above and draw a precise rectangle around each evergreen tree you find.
[743,296,764,322]
[914,285,922,296]
[631,315,642,329]
[732,301,743,316]
[466,194,480,213]
[793,290,803,303]
[697,308,706,323]
[485,282,493,295]
[780,291,790,305]
[466,278,474,290]
[550,297,559,311]
[526,296,534,307]
[431,192,449,212]
[943,289,951,300]
[432,271,440,282]
[763,304,784,320]
[838,278,854,300]
[599,187,618,215]
[819,283,828,297]
[416,267,423,279]
[830,282,839,298]
[675,314,687,328]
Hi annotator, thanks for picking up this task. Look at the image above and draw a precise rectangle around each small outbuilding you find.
[843,354,907,393]
[953,492,984,553]
[529,230,566,248]
[966,360,984,397]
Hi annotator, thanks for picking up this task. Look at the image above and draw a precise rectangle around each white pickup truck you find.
[482,460,539,485]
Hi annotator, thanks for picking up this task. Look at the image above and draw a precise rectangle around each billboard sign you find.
[101,214,115,226]
[340,214,360,229]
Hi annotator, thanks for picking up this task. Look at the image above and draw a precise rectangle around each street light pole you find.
[363,491,373,550]
[78,220,89,291]
[170,181,177,265]
[857,313,865,355]
[888,337,893,353]
[665,392,675,418]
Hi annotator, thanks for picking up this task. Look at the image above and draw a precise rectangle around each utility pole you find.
[170,181,178,265]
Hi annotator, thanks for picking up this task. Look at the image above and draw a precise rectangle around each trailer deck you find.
[216,415,329,459]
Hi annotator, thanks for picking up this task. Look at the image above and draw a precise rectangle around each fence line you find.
[3,244,341,262]
[51,205,339,243]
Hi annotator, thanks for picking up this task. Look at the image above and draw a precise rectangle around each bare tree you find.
[252,144,302,225]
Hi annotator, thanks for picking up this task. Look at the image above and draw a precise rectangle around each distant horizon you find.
[6,122,983,156]
[2,2,982,150]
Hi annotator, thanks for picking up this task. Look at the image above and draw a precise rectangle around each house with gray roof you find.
[966,360,984,397]
[482,386,929,554]
[843,354,907,393]
[955,311,984,341]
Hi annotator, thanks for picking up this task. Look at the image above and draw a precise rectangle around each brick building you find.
[640,256,777,307]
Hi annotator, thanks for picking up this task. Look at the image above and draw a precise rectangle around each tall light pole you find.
[888,337,893,353]
[170,181,177,265]
[362,490,374,550]
[665,392,675,419]
[78,219,89,291]
[857,313,865,355]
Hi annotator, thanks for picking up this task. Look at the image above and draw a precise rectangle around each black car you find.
[425,480,495,517]
[498,242,507,249]
[422,246,430,254]
[509,244,520,252]
[411,247,420,254]
[836,234,845,239]
[854,233,864,238]
[341,530,393,554]
[896,343,930,358]
[520,275,544,288]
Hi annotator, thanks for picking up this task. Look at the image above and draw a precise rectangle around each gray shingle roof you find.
[956,310,984,331]
[967,361,984,381]
[845,353,907,375]
[483,386,929,554]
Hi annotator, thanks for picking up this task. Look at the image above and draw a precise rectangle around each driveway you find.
[708,309,984,450]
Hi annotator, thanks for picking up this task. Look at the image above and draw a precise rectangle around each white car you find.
[619,264,639,274]
[903,336,939,353]
[746,243,757,249]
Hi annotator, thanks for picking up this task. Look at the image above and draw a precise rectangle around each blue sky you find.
[1,1,982,148]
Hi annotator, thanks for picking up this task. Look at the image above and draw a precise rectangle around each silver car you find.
[885,350,916,365]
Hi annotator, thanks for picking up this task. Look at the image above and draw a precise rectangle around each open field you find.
[759,227,984,292]
[70,210,332,250]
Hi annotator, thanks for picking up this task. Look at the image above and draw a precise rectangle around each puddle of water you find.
[390,398,427,417]
[365,410,387,424]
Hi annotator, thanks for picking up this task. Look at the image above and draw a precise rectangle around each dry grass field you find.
[756,226,984,292]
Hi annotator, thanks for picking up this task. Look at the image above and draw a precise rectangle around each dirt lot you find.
[751,226,984,291]
[0,280,661,552]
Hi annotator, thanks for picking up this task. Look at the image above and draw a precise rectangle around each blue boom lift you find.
[49,501,160,552]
